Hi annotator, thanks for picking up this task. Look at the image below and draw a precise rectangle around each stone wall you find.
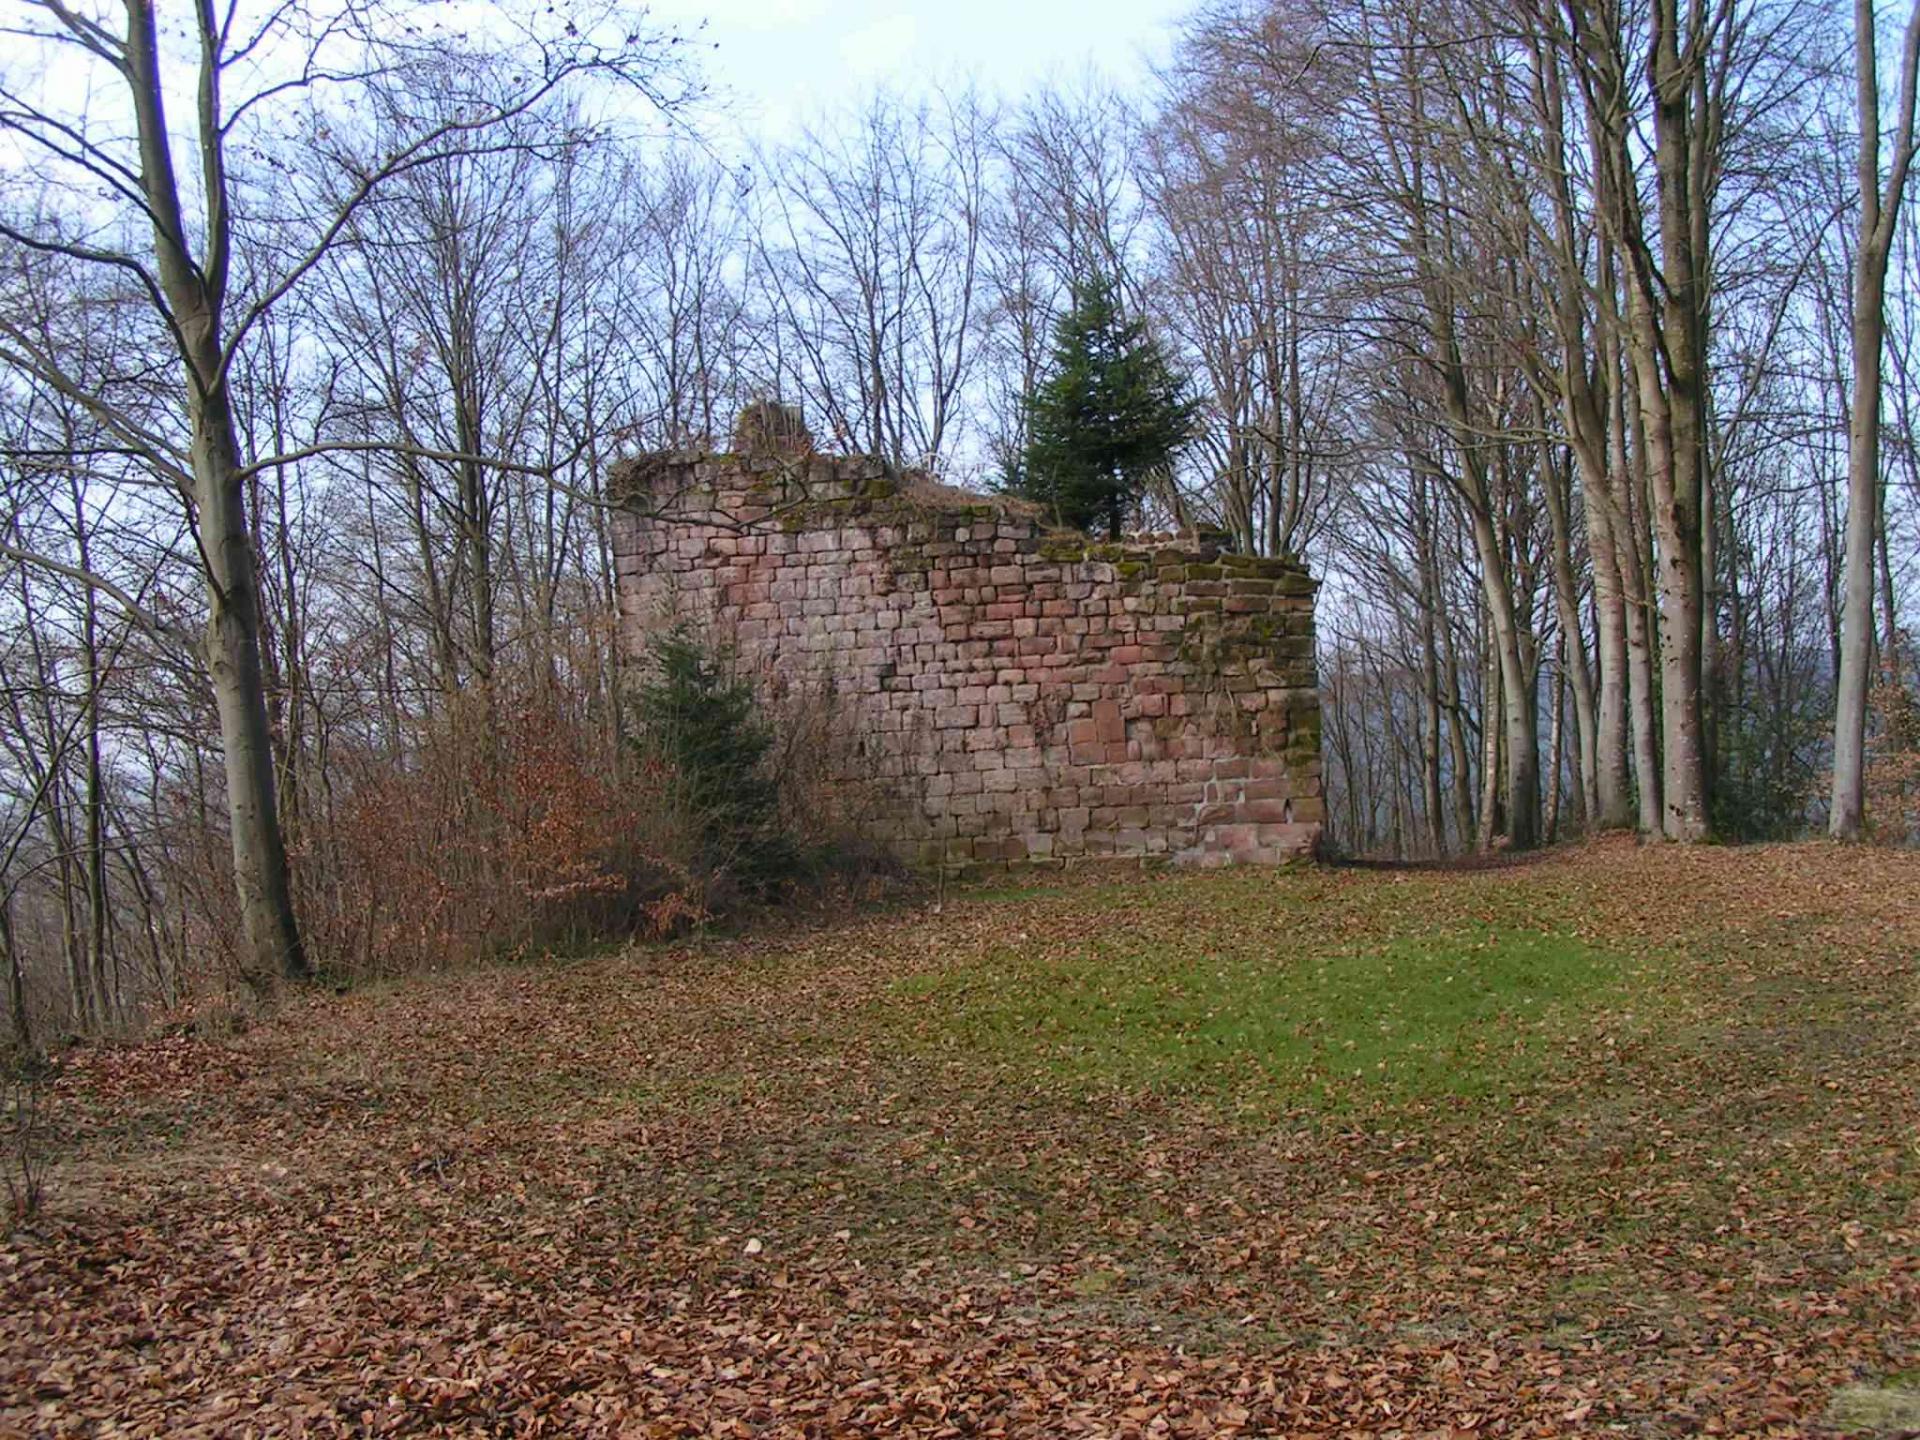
[610,450,1323,867]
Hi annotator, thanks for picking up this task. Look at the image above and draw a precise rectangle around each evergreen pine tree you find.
[633,622,796,891]
[1014,271,1197,538]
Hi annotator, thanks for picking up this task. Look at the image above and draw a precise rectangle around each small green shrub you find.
[633,621,798,895]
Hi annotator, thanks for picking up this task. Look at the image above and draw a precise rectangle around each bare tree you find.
[1832,0,1920,839]
[759,91,988,468]
[1145,0,1349,558]
[0,1,688,981]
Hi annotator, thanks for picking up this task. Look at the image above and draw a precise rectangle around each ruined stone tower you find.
[610,447,1323,867]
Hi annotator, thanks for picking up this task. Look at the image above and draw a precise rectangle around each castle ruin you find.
[610,447,1323,868]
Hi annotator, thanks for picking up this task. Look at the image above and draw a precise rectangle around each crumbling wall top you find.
[606,447,1313,586]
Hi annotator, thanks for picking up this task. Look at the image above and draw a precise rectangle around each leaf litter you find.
[3,838,1916,1437]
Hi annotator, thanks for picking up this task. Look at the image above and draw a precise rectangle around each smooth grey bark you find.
[124,1,308,981]
[1545,637,1566,839]
[1569,0,1718,840]
[1477,608,1503,850]
[1468,499,1540,849]
[1539,443,1600,826]
[1612,328,1666,833]
[1832,0,1920,839]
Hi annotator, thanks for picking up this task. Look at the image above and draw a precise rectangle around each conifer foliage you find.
[1014,271,1197,538]
[634,623,796,893]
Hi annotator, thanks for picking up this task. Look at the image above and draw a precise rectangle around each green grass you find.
[1827,1382,1920,1436]
[889,917,1631,1113]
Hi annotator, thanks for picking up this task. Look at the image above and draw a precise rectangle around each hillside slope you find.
[5,840,1917,1437]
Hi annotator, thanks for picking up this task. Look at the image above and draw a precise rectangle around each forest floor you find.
[3,838,1918,1438]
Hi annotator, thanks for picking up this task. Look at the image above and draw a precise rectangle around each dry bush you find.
[142,792,255,1002]
[629,620,904,914]
[299,690,702,980]
[141,630,901,1000]
[2,1046,52,1228]
[665,605,907,890]
[760,667,899,874]
[1865,669,1920,845]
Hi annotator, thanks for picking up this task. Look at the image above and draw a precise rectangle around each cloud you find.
[740,0,834,29]
[839,13,920,77]
[645,0,832,34]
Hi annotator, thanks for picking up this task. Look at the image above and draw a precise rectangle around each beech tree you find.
[758,91,989,468]
[1832,0,1920,839]
[1144,0,1348,561]
[1554,0,1735,842]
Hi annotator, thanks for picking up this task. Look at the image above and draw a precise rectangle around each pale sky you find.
[639,0,1189,136]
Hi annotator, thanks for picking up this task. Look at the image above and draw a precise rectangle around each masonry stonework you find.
[610,450,1323,867]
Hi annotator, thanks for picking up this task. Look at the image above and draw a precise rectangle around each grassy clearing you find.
[888,899,1630,1112]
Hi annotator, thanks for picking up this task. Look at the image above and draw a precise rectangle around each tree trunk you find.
[72,473,110,1024]
[1833,0,1920,839]
[1829,320,1878,841]
[1457,491,1538,850]
[1640,0,1713,842]
[1546,638,1567,841]
[1586,467,1636,829]
[126,0,308,982]
[3,900,26,1053]
[1540,445,1599,828]
[198,417,310,982]
[1421,592,1446,857]
[1571,0,1713,839]
[1534,36,1632,828]
[1439,604,1477,847]
[1615,358,1665,833]
[1478,610,1503,851]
